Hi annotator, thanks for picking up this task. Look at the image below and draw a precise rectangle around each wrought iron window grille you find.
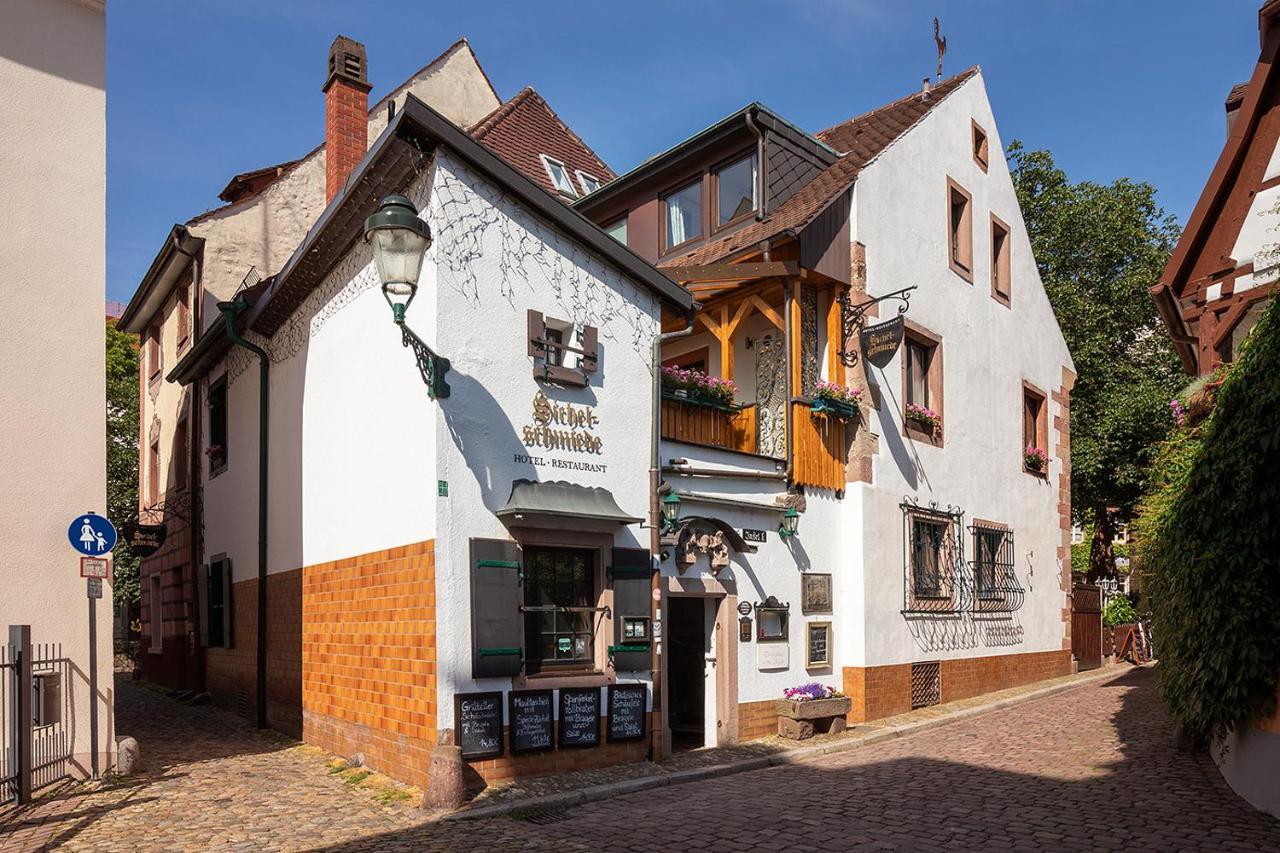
[838,285,917,367]
[910,660,942,709]
[901,497,967,614]
[968,523,1025,613]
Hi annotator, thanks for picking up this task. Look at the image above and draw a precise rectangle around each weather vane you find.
[933,17,947,80]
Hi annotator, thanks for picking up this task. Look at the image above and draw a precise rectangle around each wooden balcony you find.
[792,402,849,492]
[661,396,758,455]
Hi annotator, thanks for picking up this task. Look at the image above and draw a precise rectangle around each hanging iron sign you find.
[860,315,905,369]
[121,522,166,558]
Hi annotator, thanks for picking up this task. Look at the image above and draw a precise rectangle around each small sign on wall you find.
[741,528,767,544]
[757,640,789,671]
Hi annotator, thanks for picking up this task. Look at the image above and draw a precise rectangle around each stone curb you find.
[444,664,1134,823]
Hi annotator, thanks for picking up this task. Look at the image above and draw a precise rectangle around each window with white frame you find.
[577,170,602,195]
[540,155,577,197]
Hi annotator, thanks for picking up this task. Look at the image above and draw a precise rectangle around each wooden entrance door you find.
[1071,584,1103,671]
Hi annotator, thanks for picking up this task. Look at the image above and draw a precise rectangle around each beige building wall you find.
[0,0,111,775]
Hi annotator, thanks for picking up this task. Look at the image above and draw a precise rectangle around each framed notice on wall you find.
[806,622,832,669]
[801,574,832,614]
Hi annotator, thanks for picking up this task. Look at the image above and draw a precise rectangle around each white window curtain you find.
[666,182,701,247]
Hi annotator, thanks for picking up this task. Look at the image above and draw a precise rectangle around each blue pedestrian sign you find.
[68,514,116,556]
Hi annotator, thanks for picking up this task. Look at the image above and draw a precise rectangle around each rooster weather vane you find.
[933,17,947,80]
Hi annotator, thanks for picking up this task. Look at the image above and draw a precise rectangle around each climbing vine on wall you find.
[1135,297,1280,744]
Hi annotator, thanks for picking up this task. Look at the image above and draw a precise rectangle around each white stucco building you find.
[0,0,111,789]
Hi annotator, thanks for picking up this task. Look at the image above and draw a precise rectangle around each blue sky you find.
[108,1,1260,303]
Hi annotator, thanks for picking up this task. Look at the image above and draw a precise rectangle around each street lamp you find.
[778,506,800,539]
[661,492,682,530]
[364,195,450,399]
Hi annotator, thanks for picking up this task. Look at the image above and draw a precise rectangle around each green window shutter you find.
[221,558,234,650]
[197,563,210,647]
[610,547,653,672]
[471,538,524,678]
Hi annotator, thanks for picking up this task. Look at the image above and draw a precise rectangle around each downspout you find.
[784,284,795,484]
[172,233,204,689]
[744,107,767,221]
[218,297,270,730]
[650,307,697,761]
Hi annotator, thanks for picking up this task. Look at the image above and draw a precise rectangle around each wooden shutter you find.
[197,563,209,647]
[609,547,653,672]
[527,309,545,358]
[580,325,599,373]
[470,538,524,678]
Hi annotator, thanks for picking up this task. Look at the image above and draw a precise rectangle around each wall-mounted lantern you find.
[364,195,450,399]
[778,506,800,539]
[661,492,682,531]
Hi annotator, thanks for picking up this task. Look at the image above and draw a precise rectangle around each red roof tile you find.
[472,87,615,201]
[662,68,978,268]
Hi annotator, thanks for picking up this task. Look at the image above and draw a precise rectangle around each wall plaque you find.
[456,691,503,760]
[121,522,166,558]
[606,684,647,743]
[558,687,601,748]
[861,315,905,369]
[806,622,832,668]
[741,528,768,544]
[509,689,554,755]
[757,640,789,670]
[801,573,833,614]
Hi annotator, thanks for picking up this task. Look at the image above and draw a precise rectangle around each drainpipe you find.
[650,307,697,761]
[172,233,204,690]
[218,297,270,730]
[744,107,767,221]
[784,283,795,484]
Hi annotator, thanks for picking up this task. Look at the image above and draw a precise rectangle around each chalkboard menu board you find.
[508,689,554,755]
[456,691,504,759]
[607,684,647,743]
[558,687,601,749]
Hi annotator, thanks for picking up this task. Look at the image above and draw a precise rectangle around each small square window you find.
[577,171,602,195]
[540,155,577,197]
[663,179,702,250]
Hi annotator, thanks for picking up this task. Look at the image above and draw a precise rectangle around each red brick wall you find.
[738,700,778,741]
[204,569,302,736]
[325,77,368,202]
[844,663,913,722]
[301,540,437,787]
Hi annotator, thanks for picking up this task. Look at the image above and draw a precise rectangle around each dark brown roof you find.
[662,68,978,268]
[472,87,615,201]
[217,160,302,203]
[1226,81,1250,111]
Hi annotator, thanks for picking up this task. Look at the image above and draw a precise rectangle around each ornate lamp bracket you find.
[837,285,918,367]
[396,318,451,400]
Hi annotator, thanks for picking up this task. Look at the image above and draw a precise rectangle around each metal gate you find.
[1071,584,1103,671]
[2,626,73,804]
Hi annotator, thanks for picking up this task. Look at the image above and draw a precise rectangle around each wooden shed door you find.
[1072,584,1102,671]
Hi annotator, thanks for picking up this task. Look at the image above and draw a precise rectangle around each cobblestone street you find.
[2,667,1277,851]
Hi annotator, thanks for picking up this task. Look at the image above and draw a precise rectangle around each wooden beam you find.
[750,295,784,330]
[665,261,801,284]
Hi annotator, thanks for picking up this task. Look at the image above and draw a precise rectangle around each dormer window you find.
[714,152,758,227]
[663,179,702,251]
[540,155,577,197]
[577,171,602,195]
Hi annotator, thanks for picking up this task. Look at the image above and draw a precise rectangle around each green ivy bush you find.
[1101,595,1137,627]
[1135,297,1280,744]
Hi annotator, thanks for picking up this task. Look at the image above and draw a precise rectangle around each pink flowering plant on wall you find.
[1024,445,1048,472]
[904,402,941,431]
[782,682,844,702]
[814,380,863,406]
[661,365,737,406]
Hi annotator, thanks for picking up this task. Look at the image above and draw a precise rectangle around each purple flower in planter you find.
[782,682,842,701]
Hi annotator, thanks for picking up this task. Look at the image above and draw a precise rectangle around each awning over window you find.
[496,479,643,528]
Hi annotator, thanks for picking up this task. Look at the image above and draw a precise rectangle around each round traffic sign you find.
[68,513,116,556]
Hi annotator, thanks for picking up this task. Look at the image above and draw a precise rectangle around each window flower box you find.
[1024,445,1048,474]
[904,403,940,433]
[661,365,737,408]
[776,683,850,739]
[811,380,862,420]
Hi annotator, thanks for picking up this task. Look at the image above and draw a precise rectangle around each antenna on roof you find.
[933,17,947,80]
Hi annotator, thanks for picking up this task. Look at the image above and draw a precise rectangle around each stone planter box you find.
[776,697,852,740]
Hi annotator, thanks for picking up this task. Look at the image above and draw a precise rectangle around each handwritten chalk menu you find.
[456,691,503,759]
[508,689,554,755]
[607,684,647,743]
[558,687,601,749]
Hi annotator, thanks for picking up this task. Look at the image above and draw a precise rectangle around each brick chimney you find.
[323,36,371,203]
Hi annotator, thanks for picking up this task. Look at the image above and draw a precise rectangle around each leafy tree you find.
[1009,142,1184,580]
[106,320,140,611]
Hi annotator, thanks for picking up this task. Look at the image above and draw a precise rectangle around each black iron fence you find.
[2,626,73,805]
